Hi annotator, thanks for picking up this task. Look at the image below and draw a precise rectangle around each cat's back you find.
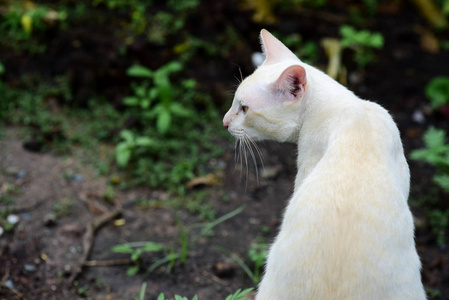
[267,98,424,300]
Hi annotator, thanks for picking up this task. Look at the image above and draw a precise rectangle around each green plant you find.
[216,240,267,285]
[52,197,74,218]
[111,241,165,276]
[425,286,442,298]
[134,282,147,300]
[73,281,90,297]
[410,127,449,246]
[410,127,449,192]
[425,76,449,109]
[282,33,318,64]
[116,61,224,191]
[339,25,384,68]
[124,62,194,135]
[115,130,156,167]
[157,294,198,300]
[156,288,253,300]
[112,206,245,276]
[247,242,269,284]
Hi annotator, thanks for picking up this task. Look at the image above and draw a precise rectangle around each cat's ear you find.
[260,29,298,65]
[272,65,306,100]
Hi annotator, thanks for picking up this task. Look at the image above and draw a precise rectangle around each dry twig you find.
[67,208,122,285]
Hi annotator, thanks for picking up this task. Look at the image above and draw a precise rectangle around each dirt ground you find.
[1,1,449,299]
[0,130,298,299]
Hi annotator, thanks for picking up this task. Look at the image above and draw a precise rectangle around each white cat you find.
[223,29,426,300]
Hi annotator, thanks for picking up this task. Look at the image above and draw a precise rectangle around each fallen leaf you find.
[186,174,220,189]
[113,219,126,226]
[415,25,440,54]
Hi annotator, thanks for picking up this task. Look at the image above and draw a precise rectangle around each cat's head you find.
[223,29,307,143]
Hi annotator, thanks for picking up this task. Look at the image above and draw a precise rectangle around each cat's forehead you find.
[238,66,274,91]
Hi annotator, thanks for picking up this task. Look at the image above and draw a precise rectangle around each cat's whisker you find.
[242,138,250,189]
[234,139,240,167]
[245,134,265,183]
[243,134,259,184]
[238,137,245,182]
[238,66,244,83]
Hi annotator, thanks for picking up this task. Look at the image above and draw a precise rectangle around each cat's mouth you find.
[228,128,244,139]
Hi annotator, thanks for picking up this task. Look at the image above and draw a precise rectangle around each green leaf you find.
[157,293,165,300]
[135,137,155,147]
[181,78,196,89]
[157,109,171,134]
[225,288,254,300]
[138,282,147,300]
[141,242,164,252]
[127,265,140,276]
[158,84,172,105]
[123,96,140,106]
[115,145,132,167]
[170,103,192,117]
[149,88,158,100]
[147,253,181,273]
[434,174,449,192]
[423,127,446,149]
[111,244,134,254]
[425,76,449,109]
[141,98,151,109]
[161,61,183,74]
[120,130,135,143]
[135,85,147,98]
[131,248,143,261]
[127,65,153,78]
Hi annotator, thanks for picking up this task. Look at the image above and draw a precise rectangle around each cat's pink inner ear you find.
[273,65,306,99]
[260,29,298,65]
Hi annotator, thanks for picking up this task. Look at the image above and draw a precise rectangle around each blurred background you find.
[0,0,449,299]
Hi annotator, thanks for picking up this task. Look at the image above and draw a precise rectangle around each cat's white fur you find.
[223,29,426,299]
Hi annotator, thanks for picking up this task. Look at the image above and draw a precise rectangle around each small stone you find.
[213,262,235,278]
[63,264,72,276]
[7,214,19,225]
[24,264,37,272]
[19,213,31,221]
[0,227,4,236]
[71,174,84,182]
[17,170,27,179]
[44,213,57,227]
[412,109,425,124]
[5,280,14,289]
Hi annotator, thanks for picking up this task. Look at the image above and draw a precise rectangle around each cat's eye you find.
[241,105,249,113]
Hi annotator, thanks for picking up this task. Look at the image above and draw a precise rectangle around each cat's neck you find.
[293,66,360,191]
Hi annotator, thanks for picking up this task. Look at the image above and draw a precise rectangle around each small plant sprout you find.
[339,25,384,68]
[111,241,164,276]
[155,288,253,300]
[410,127,449,193]
[425,76,449,109]
[111,206,246,276]
[115,130,155,168]
[124,62,194,135]
[410,127,449,246]
[247,242,269,284]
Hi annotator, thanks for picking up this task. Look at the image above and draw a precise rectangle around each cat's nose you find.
[223,122,229,129]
